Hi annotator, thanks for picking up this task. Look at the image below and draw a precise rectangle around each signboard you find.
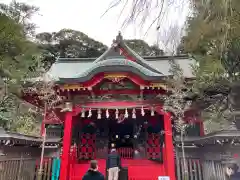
[158,176,170,180]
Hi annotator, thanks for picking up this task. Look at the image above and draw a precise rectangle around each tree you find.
[181,0,240,76]
[125,39,164,56]
[162,60,192,178]
[179,0,240,130]
[36,29,165,69]
[36,29,108,69]
[0,1,41,133]
[181,0,240,80]
[23,72,64,179]
[103,0,184,30]
[0,0,39,36]
[104,0,187,54]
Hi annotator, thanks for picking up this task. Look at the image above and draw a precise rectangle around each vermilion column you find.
[60,112,73,180]
[164,112,176,180]
[199,121,205,136]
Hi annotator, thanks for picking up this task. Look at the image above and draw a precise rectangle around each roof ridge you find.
[55,55,189,64]
[56,57,96,62]
[121,42,163,74]
[94,32,164,74]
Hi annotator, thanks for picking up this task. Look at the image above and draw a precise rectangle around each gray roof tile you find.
[48,56,194,81]
[47,33,194,81]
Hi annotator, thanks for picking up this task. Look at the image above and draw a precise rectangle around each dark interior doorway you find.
[108,118,134,149]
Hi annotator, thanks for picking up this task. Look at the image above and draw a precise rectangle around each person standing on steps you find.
[82,160,104,180]
[107,147,121,180]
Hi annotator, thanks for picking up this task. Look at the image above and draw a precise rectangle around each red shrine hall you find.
[23,33,204,180]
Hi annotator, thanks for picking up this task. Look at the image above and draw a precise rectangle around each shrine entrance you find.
[108,115,134,150]
[69,107,173,180]
[73,107,167,161]
[53,33,177,180]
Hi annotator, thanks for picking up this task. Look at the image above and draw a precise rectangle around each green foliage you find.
[36,29,108,69]
[179,0,240,130]
[222,37,240,80]
[0,1,41,134]
[36,29,165,69]
[8,110,40,136]
[0,0,39,36]
[0,0,40,79]
[125,39,164,56]
[182,0,240,81]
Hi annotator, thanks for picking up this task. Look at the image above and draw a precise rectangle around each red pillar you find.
[60,112,73,180]
[199,121,204,136]
[164,112,176,180]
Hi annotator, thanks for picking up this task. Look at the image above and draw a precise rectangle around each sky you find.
[1,0,190,48]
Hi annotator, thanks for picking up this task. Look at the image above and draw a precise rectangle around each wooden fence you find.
[0,157,54,180]
[176,158,226,180]
[202,160,226,180]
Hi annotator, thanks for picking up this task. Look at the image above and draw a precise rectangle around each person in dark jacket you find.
[229,164,240,180]
[82,160,104,180]
[107,148,121,180]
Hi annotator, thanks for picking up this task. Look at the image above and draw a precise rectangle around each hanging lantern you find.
[106,109,109,118]
[115,109,119,119]
[97,109,101,119]
[88,108,92,117]
[132,109,136,119]
[81,108,85,118]
[124,108,129,118]
[151,107,155,116]
[141,106,145,116]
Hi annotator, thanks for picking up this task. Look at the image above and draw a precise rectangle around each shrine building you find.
[23,32,205,180]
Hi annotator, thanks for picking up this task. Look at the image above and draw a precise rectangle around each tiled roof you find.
[46,33,194,82]
[48,56,193,82]
[0,128,60,145]
[175,130,240,145]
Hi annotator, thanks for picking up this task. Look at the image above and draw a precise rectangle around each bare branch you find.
[101,0,122,18]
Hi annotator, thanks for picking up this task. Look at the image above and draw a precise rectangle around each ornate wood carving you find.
[58,75,167,92]
[60,84,84,91]
[104,74,127,79]
[98,79,137,91]
[95,94,139,101]
[72,95,92,105]
[105,77,124,83]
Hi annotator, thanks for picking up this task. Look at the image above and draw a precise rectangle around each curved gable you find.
[54,58,164,83]
[46,33,193,85]
[94,32,162,75]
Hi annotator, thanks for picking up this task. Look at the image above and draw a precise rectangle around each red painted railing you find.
[96,147,164,160]
[96,147,108,158]
[96,148,135,159]
[117,148,134,159]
